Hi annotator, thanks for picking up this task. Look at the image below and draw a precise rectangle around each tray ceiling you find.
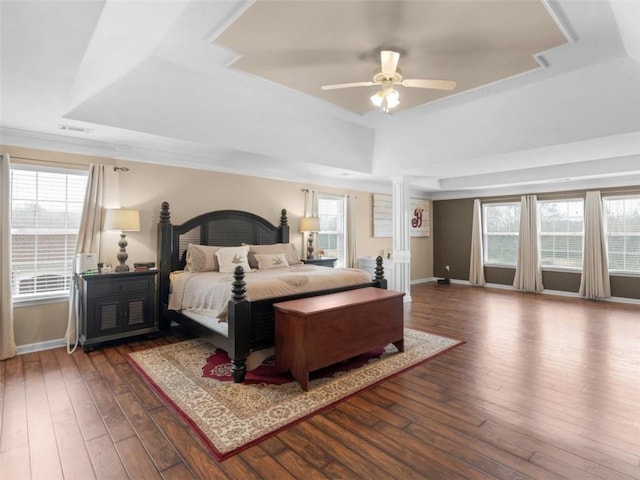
[216,0,568,113]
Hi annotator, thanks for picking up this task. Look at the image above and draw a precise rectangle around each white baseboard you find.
[411,277,436,285]
[16,338,66,355]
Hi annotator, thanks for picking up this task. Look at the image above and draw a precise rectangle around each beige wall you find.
[4,146,433,348]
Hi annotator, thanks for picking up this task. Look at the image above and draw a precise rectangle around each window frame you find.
[537,198,585,272]
[315,193,346,268]
[602,194,640,276]
[9,163,88,304]
[482,201,521,267]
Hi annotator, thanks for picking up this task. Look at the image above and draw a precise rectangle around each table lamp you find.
[104,208,140,272]
[300,216,320,259]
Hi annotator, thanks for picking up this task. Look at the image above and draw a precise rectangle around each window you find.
[603,195,640,273]
[483,202,520,265]
[538,199,584,269]
[10,165,88,301]
[316,194,346,268]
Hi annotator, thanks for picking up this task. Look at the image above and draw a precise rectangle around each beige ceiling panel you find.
[210,1,567,113]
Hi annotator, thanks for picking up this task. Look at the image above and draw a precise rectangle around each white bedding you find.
[168,264,372,324]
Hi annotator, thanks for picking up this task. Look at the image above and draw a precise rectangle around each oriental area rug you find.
[127,328,463,460]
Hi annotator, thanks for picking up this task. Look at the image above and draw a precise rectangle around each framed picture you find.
[373,194,430,238]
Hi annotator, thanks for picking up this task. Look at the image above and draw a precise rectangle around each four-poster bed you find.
[157,202,387,382]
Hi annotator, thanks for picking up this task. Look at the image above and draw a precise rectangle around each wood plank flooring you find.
[1,283,639,479]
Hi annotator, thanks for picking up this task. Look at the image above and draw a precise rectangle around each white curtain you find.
[513,195,544,292]
[311,190,318,217]
[1,154,17,359]
[469,199,486,286]
[66,164,106,352]
[346,195,357,268]
[579,191,611,298]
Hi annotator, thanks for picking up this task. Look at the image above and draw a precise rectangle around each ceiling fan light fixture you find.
[371,86,399,112]
[386,88,400,108]
[370,89,386,107]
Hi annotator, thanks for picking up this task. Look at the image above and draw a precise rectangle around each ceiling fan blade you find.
[321,81,375,90]
[380,50,400,75]
[401,78,457,90]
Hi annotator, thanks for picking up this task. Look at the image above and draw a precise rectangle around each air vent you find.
[58,124,93,133]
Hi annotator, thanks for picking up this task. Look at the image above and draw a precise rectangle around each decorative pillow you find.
[281,243,302,266]
[185,244,222,272]
[246,243,302,268]
[216,245,251,273]
[254,253,290,270]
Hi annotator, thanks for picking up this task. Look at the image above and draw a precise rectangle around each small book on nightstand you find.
[134,262,155,272]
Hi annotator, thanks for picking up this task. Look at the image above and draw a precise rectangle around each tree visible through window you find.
[10,165,88,300]
[316,194,346,267]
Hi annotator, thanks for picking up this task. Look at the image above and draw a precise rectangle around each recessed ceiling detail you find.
[215,0,568,114]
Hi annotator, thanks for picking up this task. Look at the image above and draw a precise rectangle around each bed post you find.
[227,266,250,383]
[280,208,290,243]
[375,256,388,290]
[158,201,172,329]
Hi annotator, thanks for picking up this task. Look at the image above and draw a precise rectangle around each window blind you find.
[538,199,584,268]
[317,194,345,267]
[482,202,521,265]
[603,196,640,273]
[10,165,88,299]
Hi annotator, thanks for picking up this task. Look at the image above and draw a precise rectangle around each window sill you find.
[609,271,640,278]
[13,295,70,308]
[481,265,638,278]
[540,266,582,274]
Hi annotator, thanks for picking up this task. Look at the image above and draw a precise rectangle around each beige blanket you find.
[168,265,373,322]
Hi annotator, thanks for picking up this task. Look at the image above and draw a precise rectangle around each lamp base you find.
[306,234,314,259]
[116,233,130,272]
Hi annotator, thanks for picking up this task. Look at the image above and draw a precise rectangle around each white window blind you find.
[538,199,584,269]
[316,194,346,267]
[603,195,640,273]
[483,202,520,265]
[10,165,88,300]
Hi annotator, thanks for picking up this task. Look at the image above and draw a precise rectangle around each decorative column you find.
[391,176,411,302]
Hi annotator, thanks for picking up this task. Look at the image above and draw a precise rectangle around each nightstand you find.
[78,270,158,351]
[301,257,337,267]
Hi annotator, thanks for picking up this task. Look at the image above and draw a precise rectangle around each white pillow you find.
[215,245,252,273]
[254,253,290,270]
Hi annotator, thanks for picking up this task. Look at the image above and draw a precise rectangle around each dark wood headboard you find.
[157,201,290,307]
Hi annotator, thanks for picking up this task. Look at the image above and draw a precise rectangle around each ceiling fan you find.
[321,50,456,113]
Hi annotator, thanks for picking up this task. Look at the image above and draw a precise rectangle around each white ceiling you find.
[1,0,639,199]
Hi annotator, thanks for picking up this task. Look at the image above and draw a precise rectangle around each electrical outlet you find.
[445,265,450,272]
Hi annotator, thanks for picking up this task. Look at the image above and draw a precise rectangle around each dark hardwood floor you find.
[1,283,639,479]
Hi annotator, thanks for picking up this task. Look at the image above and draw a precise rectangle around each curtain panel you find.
[469,199,486,286]
[66,164,106,353]
[1,154,17,359]
[579,191,611,298]
[513,195,544,292]
[346,195,357,268]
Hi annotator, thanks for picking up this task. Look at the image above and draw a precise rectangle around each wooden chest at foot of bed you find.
[273,287,405,391]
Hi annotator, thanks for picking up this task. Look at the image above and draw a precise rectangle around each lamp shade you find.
[300,216,320,232]
[104,208,140,232]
